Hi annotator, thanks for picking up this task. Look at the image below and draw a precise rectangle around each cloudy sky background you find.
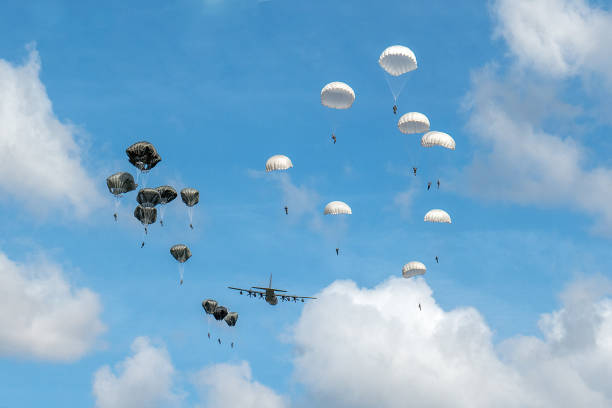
[1,0,612,406]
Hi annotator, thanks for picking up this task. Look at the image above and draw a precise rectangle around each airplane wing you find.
[280,294,317,302]
[228,287,266,297]
[251,286,287,293]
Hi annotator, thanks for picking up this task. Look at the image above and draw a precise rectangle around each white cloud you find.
[290,276,612,407]
[463,69,612,232]
[93,276,612,408]
[93,337,286,408]
[499,276,612,407]
[493,0,612,82]
[461,0,612,234]
[93,337,181,408]
[0,45,102,218]
[193,361,288,408]
[0,251,105,361]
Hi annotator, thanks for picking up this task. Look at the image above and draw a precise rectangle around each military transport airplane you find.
[228,275,316,305]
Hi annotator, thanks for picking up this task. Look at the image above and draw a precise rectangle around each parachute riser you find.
[384,74,409,105]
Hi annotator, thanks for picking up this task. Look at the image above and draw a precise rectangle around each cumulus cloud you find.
[93,337,181,408]
[193,361,288,408]
[0,251,105,361]
[493,0,612,82]
[93,276,612,407]
[0,45,102,218]
[463,69,612,232]
[290,276,612,407]
[462,0,612,233]
[93,337,286,408]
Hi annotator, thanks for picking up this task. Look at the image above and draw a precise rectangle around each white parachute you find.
[321,82,355,110]
[421,131,456,150]
[324,201,352,255]
[324,201,352,215]
[398,112,430,134]
[424,209,452,224]
[265,155,293,172]
[402,261,426,278]
[379,45,418,76]
[379,45,418,106]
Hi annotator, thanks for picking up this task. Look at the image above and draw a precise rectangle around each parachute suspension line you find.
[332,216,343,255]
[159,206,166,226]
[113,196,120,220]
[140,226,146,248]
[408,136,422,177]
[187,207,194,229]
[384,75,409,106]
[178,264,184,285]
[323,104,339,142]
[139,171,150,189]
[134,171,142,189]
[207,315,211,340]
[384,75,398,104]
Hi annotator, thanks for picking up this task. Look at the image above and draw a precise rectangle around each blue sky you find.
[1,0,612,407]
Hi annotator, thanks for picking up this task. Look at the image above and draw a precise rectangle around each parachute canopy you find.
[202,299,218,315]
[265,155,293,172]
[379,45,417,76]
[321,82,355,110]
[180,188,199,207]
[106,172,137,195]
[137,188,161,207]
[134,205,157,225]
[170,244,192,263]
[213,306,228,321]
[424,209,452,224]
[324,201,352,215]
[126,141,161,172]
[402,261,427,278]
[156,186,177,205]
[421,131,456,150]
[398,112,430,134]
[224,312,238,327]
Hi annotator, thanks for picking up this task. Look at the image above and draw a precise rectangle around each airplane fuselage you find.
[265,289,278,305]
[229,273,315,305]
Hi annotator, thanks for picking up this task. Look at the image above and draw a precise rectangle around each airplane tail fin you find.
[251,274,288,292]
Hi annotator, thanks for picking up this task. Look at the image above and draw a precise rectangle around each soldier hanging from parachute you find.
[106,172,137,221]
[180,188,199,229]
[155,185,177,226]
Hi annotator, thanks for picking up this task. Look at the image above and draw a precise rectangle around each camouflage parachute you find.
[106,172,137,195]
[180,188,199,207]
[137,188,161,207]
[170,244,192,263]
[202,299,218,315]
[224,312,238,327]
[126,141,161,172]
[134,205,157,226]
[156,186,178,204]
[213,306,228,321]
